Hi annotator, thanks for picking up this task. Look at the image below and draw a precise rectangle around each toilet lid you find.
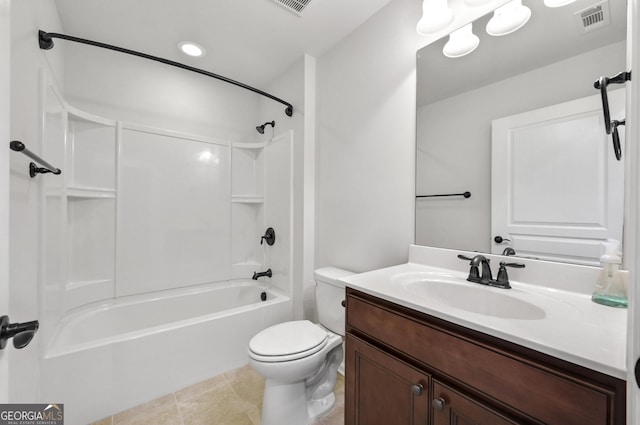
[249,320,328,358]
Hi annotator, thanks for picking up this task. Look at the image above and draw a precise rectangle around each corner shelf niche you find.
[232,195,264,204]
[64,111,117,311]
[231,142,266,279]
[67,187,116,199]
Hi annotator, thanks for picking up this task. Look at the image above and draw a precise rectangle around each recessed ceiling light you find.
[177,41,206,57]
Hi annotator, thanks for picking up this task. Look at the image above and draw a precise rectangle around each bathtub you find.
[39,280,291,425]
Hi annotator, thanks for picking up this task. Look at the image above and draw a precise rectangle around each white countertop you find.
[340,246,627,379]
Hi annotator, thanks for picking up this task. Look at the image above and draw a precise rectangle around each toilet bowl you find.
[248,267,354,425]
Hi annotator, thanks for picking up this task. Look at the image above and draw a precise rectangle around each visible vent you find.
[272,0,312,16]
[575,0,611,32]
[582,6,604,26]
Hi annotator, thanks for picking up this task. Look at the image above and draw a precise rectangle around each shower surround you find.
[38,73,294,424]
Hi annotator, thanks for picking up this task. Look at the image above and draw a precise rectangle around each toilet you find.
[248,267,354,425]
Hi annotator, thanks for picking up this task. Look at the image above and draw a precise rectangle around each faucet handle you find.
[260,227,276,246]
[495,262,525,288]
[457,255,480,280]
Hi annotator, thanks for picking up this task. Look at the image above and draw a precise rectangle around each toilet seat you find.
[249,320,329,363]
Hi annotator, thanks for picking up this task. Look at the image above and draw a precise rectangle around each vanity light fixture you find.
[486,0,531,36]
[443,23,480,58]
[416,0,455,35]
[543,0,576,7]
[177,41,206,57]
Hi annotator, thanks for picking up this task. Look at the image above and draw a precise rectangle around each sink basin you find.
[402,278,546,320]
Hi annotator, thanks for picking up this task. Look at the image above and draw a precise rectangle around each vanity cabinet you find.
[345,288,626,425]
[346,334,429,424]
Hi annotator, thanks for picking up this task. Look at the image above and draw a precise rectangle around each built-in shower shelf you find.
[67,186,116,199]
[232,195,264,204]
[232,142,266,150]
[232,261,263,268]
[65,278,113,291]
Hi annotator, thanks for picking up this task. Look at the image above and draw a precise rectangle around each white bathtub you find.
[40,280,291,425]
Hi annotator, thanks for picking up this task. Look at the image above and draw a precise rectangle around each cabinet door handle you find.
[411,384,423,396]
[432,397,446,411]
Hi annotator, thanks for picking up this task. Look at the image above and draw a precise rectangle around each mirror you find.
[415,0,627,265]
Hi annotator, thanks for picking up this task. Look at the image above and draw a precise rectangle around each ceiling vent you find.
[272,0,312,16]
[575,0,611,32]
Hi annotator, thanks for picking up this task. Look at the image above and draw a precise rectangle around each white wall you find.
[10,0,64,402]
[316,0,424,272]
[416,41,627,252]
[0,0,11,402]
[62,43,259,142]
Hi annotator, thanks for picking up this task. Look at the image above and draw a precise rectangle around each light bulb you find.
[416,0,455,35]
[486,0,531,36]
[443,23,480,58]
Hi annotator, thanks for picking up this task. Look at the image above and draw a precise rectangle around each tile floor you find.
[91,364,345,425]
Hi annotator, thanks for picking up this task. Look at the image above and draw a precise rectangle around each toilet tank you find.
[315,267,355,336]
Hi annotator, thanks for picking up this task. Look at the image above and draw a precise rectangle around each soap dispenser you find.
[592,239,627,308]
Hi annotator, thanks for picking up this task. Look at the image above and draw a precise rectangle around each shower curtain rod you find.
[38,30,294,117]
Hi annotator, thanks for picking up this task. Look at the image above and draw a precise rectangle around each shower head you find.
[256,120,275,134]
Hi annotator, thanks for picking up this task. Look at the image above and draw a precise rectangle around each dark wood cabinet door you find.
[346,334,430,425]
[432,381,521,425]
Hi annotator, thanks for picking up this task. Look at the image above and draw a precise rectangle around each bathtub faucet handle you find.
[252,269,272,280]
[260,228,276,246]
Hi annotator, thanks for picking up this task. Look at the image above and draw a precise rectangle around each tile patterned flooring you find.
[91,364,345,425]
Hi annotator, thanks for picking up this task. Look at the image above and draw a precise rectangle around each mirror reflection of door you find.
[414,0,627,264]
[491,89,625,265]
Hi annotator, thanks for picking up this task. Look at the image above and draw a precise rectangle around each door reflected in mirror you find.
[415,0,627,265]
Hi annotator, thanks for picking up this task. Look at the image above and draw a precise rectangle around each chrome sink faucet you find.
[457,254,524,289]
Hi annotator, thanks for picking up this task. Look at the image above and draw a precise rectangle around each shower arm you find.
[38,30,294,117]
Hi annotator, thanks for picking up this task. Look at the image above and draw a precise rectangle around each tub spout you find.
[252,269,272,280]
